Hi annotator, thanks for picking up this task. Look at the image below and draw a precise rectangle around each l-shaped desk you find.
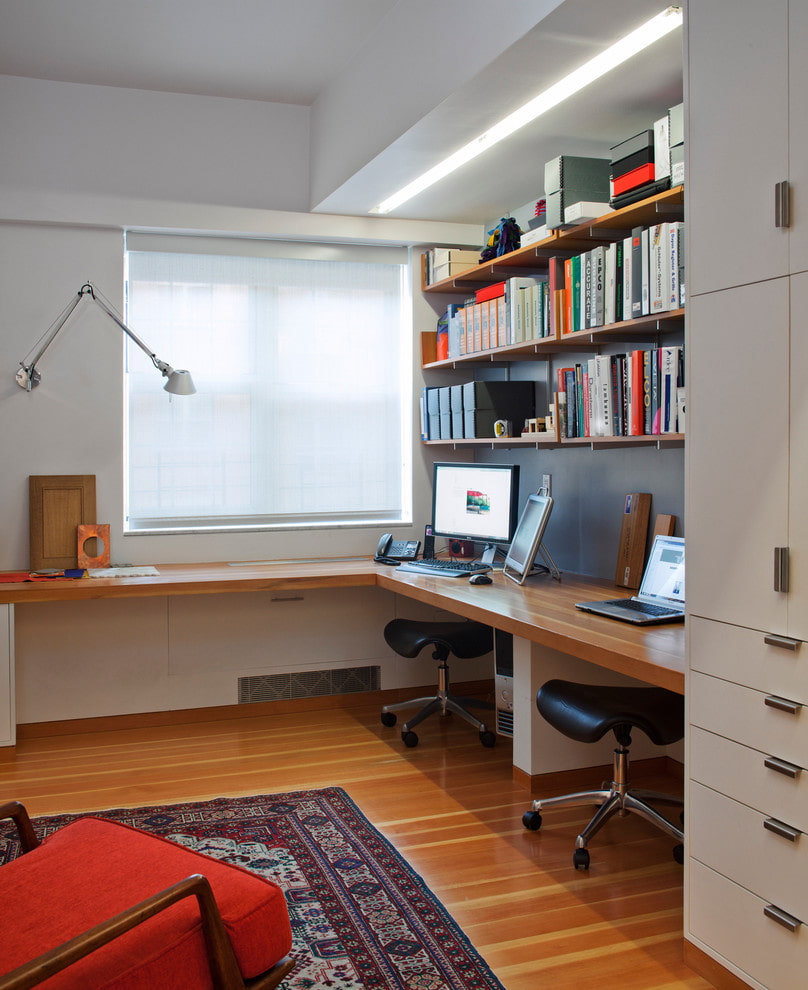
[0,558,684,782]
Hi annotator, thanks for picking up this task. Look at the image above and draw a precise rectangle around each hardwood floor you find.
[0,700,713,990]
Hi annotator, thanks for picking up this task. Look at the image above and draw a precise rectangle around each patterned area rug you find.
[0,787,504,990]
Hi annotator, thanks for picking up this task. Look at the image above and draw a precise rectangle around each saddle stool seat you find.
[522,679,685,870]
[380,618,495,748]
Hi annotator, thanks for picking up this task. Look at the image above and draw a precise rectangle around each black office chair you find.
[380,618,495,748]
[522,679,684,869]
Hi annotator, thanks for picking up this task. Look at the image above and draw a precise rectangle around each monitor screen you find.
[431,462,520,546]
[502,493,554,584]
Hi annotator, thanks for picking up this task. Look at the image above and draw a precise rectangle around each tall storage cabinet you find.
[686,2,808,986]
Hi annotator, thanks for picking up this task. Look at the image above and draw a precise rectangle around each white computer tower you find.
[494,629,514,736]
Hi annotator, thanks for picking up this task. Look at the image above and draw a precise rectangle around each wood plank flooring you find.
[0,701,713,989]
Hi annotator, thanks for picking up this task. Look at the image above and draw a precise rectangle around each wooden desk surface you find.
[0,558,684,693]
[377,567,684,694]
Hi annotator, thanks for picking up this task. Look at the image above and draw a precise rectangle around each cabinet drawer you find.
[690,615,806,699]
[690,780,808,920]
[690,670,808,767]
[689,726,808,833]
[689,859,808,990]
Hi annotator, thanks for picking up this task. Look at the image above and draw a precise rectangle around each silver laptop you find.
[575,535,685,625]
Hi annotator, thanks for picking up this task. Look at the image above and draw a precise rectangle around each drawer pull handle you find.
[764,634,801,652]
[775,180,791,229]
[765,756,801,778]
[774,547,790,592]
[765,695,802,715]
[764,903,801,932]
[764,818,802,842]
[270,595,305,603]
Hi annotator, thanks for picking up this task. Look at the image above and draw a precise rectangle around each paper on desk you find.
[86,566,160,578]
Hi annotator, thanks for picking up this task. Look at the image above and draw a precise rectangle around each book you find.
[622,235,633,321]
[591,245,605,327]
[650,223,671,313]
[627,349,645,435]
[547,258,566,337]
[660,345,683,432]
[630,226,644,317]
[571,254,583,331]
[593,354,613,436]
[641,228,650,316]
[604,242,616,325]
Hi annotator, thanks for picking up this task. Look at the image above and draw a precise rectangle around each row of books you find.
[556,346,684,439]
[442,276,551,358]
[556,220,685,335]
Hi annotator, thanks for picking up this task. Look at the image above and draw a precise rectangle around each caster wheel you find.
[522,811,542,831]
[573,848,590,871]
[402,730,419,748]
[480,730,496,748]
[673,843,684,865]
[380,711,397,727]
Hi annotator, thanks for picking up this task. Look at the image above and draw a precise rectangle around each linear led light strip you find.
[370,5,683,215]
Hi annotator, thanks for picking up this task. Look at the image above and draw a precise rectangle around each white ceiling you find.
[0,0,684,225]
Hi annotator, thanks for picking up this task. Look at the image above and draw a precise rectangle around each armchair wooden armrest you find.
[0,801,39,853]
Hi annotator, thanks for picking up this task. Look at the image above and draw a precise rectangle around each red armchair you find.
[0,801,294,990]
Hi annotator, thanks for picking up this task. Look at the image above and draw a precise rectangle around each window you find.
[124,239,411,533]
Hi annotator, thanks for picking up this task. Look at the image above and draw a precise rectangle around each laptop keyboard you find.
[611,598,679,616]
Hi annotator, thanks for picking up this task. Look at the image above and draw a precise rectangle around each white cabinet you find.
[686,1,808,986]
[686,279,789,633]
[687,0,789,294]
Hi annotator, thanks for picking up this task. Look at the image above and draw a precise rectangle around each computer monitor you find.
[502,492,559,584]
[431,462,520,564]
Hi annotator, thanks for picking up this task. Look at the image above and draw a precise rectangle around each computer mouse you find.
[469,573,493,585]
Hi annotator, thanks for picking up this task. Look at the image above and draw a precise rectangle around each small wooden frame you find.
[29,475,96,571]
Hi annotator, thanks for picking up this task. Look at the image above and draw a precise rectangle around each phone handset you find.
[375,533,401,565]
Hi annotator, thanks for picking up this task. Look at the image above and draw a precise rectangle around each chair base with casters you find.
[522,679,685,870]
[380,618,495,748]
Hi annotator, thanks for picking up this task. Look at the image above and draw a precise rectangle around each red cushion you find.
[0,817,292,989]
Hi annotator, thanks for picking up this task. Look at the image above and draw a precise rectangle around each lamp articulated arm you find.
[16,282,195,395]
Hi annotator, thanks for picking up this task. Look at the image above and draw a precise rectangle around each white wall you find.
[0,75,482,723]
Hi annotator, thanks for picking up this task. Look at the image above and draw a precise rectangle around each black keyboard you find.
[398,559,491,578]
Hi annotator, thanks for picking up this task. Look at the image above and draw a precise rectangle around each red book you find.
[474,281,506,304]
[628,349,645,435]
[611,162,656,198]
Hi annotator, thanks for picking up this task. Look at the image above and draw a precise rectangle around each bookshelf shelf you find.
[423,434,684,451]
[422,186,685,294]
[422,309,685,370]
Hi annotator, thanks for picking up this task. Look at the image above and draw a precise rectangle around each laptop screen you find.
[638,535,685,606]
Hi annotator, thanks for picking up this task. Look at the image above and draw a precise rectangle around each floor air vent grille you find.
[238,666,380,704]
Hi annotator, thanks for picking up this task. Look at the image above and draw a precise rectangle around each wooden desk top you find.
[0,558,684,694]
[377,567,684,694]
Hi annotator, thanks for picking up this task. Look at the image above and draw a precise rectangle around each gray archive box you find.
[544,155,610,195]
[547,187,611,229]
[425,387,440,440]
[438,387,452,439]
[462,380,535,438]
[450,384,465,438]
[668,103,684,148]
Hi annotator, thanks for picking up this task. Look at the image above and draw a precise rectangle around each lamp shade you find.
[164,369,196,395]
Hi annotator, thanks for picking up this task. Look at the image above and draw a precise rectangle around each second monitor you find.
[431,461,520,565]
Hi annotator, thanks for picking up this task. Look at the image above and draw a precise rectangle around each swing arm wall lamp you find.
[15,282,196,395]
